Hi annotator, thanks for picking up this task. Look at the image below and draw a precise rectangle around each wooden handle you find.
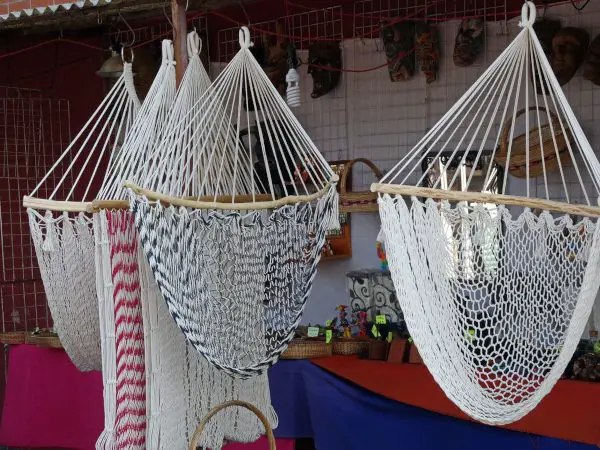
[125,181,336,211]
[89,200,130,212]
[188,400,276,450]
[340,158,383,195]
[23,196,92,213]
[500,106,559,156]
[371,183,600,218]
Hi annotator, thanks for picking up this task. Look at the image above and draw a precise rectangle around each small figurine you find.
[322,239,335,257]
[336,305,351,339]
[357,310,368,337]
[376,241,388,271]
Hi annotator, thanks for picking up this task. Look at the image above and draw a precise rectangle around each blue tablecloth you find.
[269,360,595,450]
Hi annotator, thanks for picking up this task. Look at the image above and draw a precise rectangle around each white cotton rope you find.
[374,2,600,425]
[139,251,278,450]
[100,40,177,201]
[93,39,177,450]
[94,211,118,450]
[128,26,339,378]
[26,58,140,372]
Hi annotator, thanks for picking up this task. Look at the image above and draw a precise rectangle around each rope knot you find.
[162,39,176,65]
[238,26,254,49]
[187,30,201,58]
[519,1,536,29]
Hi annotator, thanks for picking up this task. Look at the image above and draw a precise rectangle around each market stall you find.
[2,346,599,449]
[0,0,599,448]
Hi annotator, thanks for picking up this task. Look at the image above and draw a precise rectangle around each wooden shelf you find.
[321,253,352,262]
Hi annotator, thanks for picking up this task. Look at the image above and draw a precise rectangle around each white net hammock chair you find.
[23,50,141,372]
[126,27,339,379]
[99,33,277,450]
[373,2,600,425]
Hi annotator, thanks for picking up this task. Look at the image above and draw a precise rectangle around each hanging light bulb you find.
[97,49,124,78]
[286,67,301,108]
[286,43,301,108]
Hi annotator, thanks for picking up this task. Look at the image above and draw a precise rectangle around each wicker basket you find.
[26,332,62,349]
[189,400,276,450]
[0,332,26,345]
[281,339,332,359]
[332,339,370,356]
[340,158,383,213]
[495,106,572,179]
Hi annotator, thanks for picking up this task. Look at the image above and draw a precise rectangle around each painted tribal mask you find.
[551,27,589,86]
[583,34,600,86]
[381,20,415,82]
[307,42,342,99]
[415,22,440,84]
[453,18,484,67]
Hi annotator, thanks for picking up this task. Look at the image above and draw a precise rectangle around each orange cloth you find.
[312,356,600,446]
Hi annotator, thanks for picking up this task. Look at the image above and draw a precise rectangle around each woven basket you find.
[333,339,370,356]
[281,339,332,359]
[495,106,572,179]
[340,158,383,213]
[0,332,26,345]
[189,400,276,450]
[26,332,62,349]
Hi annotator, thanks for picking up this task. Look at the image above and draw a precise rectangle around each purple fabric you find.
[268,360,595,450]
[0,345,104,450]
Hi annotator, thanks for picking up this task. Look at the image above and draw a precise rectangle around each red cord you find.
[308,48,414,73]
[210,1,435,43]
[0,0,575,72]
[0,38,105,62]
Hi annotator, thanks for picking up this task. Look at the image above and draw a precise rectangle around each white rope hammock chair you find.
[128,32,278,450]
[126,27,339,378]
[373,2,600,425]
[23,51,140,372]
[91,38,177,450]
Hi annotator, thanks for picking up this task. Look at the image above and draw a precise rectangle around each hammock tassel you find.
[376,226,386,244]
[41,211,56,252]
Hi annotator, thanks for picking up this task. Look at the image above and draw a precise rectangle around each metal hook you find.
[239,0,251,25]
[541,0,548,18]
[163,1,174,29]
[118,12,135,47]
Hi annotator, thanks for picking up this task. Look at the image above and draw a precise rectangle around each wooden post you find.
[172,0,188,85]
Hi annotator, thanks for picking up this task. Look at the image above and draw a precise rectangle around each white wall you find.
[284,2,600,325]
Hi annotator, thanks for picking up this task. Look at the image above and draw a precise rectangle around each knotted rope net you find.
[373,2,600,425]
[127,27,339,378]
[24,51,140,372]
[126,33,278,449]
